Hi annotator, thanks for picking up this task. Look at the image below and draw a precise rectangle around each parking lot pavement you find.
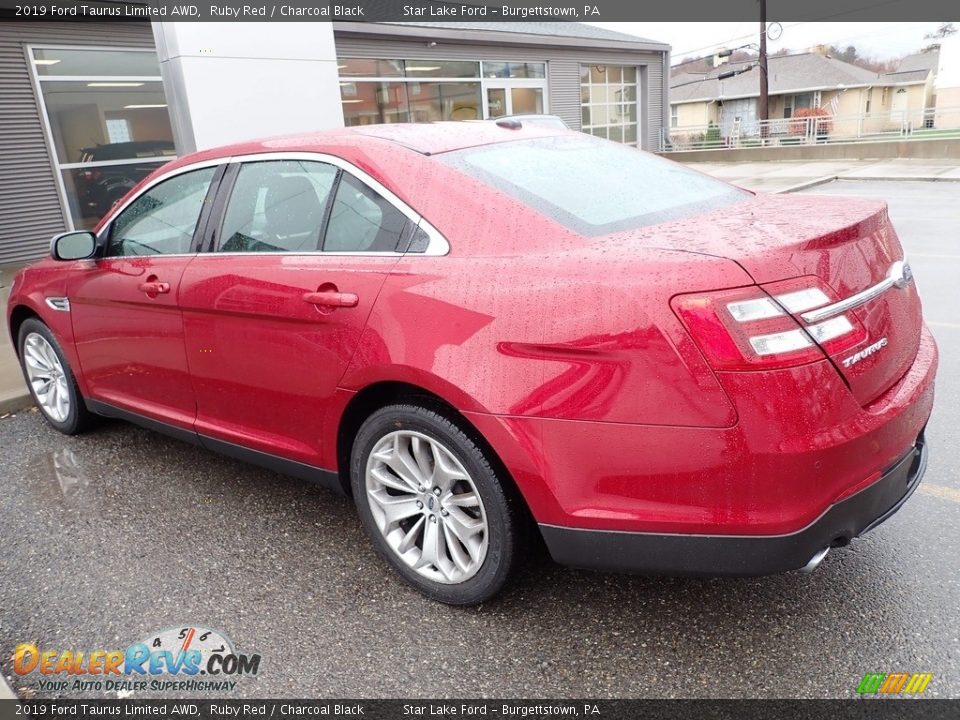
[1,180,959,700]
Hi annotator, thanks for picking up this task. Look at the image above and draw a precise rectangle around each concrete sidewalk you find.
[0,157,957,416]
[0,672,17,699]
[0,265,28,414]
[685,157,960,193]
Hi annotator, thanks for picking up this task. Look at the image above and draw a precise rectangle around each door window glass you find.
[511,87,544,115]
[487,88,507,118]
[219,160,338,253]
[107,167,215,256]
[323,174,408,253]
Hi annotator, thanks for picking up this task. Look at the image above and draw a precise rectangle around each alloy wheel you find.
[22,332,71,423]
[365,430,489,584]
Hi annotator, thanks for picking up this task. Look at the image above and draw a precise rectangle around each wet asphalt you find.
[0,180,958,699]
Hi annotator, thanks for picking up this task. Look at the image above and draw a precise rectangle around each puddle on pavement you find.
[28,447,96,511]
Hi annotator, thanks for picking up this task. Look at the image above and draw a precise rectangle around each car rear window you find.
[439,135,749,236]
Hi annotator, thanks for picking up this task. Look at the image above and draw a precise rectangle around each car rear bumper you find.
[539,431,927,576]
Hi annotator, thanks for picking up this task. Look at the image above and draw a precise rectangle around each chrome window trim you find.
[100,152,450,257]
[205,252,406,258]
[800,261,912,324]
[94,253,199,259]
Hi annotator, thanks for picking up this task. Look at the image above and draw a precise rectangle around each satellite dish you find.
[767,22,783,41]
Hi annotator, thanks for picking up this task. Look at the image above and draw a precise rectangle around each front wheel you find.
[18,318,94,435]
[351,404,522,605]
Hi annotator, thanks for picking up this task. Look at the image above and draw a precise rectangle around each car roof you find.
[178,122,570,167]
[351,121,567,154]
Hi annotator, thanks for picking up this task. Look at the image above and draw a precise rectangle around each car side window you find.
[107,167,216,257]
[218,160,338,253]
[323,173,408,253]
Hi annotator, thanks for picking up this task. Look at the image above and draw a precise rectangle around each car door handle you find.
[302,290,359,309]
[138,281,170,295]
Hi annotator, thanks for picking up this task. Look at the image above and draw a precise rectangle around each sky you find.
[587,22,947,64]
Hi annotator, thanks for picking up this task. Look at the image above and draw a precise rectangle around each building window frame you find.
[579,63,641,146]
[783,92,816,119]
[336,58,549,124]
[25,44,176,232]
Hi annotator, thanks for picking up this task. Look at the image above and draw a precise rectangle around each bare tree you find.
[925,23,956,40]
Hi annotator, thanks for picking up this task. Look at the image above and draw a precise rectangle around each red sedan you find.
[7,122,936,604]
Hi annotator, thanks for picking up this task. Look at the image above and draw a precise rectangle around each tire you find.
[351,403,523,605]
[17,318,95,435]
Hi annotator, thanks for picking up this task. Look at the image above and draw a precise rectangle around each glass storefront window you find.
[340,82,411,125]
[337,58,479,79]
[38,80,173,165]
[342,81,481,125]
[31,47,175,230]
[580,64,641,146]
[338,58,548,125]
[404,60,479,78]
[509,87,543,115]
[337,58,404,77]
[482,62,546,79]
[31,48,164,77]
[408,82,482,122]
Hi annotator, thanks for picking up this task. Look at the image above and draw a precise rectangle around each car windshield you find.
[439,135,749,236]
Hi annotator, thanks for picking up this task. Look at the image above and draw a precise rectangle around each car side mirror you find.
[51,231,97,261]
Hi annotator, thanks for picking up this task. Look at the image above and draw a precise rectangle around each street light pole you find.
[759,0,769,122]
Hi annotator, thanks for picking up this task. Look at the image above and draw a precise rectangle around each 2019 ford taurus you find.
[7,122,936,604]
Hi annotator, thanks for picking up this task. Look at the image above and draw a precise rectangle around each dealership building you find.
[0,20,670,265]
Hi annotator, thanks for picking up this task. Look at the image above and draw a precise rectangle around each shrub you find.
[789,107,833,136]
[705,122,721,146]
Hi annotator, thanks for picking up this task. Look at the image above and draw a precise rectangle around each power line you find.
[672,14,933,66]
[674,22,804,58]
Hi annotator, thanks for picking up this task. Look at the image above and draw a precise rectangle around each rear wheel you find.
[351,404,521,605]
[18,318,94,435]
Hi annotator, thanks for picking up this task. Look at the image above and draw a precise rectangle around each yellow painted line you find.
[918,483,960,504]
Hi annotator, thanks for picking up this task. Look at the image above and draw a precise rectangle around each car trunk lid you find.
[607,193,923,406]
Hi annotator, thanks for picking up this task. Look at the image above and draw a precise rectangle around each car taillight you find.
[672,278,867,371]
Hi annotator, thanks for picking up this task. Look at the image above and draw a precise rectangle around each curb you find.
[0,391,32,416]
[775,174,960,194]
[837,175,960,183]
[778,175,839,193]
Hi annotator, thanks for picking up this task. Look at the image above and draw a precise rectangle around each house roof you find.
[882,49,939,85]
[671,52,880,103]
[334,21,670,52]
[894,49,939,74]
[882,69,933,84]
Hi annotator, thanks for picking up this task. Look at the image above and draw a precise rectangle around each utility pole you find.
[759,0,769,122]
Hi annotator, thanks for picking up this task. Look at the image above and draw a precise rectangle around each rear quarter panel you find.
[338,247,753,427]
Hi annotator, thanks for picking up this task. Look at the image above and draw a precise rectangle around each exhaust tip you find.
[800,547,830,574]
